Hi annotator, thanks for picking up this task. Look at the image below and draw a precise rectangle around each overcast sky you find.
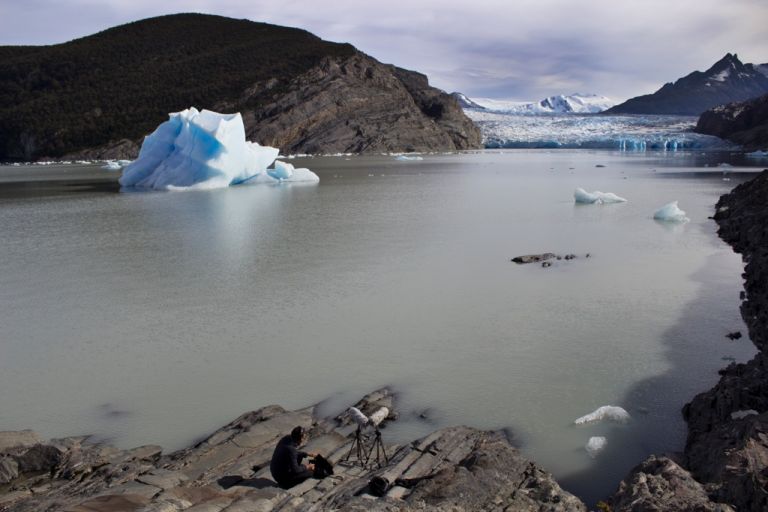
[1,0,766,101]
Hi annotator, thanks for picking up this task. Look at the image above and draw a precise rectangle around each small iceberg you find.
[574,187,627,204]
[264,160,318,183]
[394,154,424,161]
[653,201,690,223]
[574,405,630,425]
[585,436,607,458]
[746,150,768,158]
[101,161,122,171]
[119,107,317,190]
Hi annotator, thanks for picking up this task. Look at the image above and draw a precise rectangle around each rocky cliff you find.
[606,53,768,116]
[695,93,768,150]
[0,14,480,161]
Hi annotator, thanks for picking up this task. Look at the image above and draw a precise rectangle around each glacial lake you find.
[0,150,764,503]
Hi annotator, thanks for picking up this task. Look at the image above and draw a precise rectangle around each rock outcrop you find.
[695,93,768,150]
[0,388,584,512]
[235,53,482,156]
[608,456,734,512]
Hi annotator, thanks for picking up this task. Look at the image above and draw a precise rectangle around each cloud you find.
[1,0,766,101]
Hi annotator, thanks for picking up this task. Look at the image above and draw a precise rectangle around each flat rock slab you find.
[136,469,188,489]
[0,431,42,453]
[99,480,162,500]
[66,493,151,512]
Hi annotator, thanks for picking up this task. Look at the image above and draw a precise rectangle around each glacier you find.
[585,436,607,458]
[574,405,631,425]
[653,201,690,223]
[464,109,735,151]
[119,108,317,190]
[574,187,627,204]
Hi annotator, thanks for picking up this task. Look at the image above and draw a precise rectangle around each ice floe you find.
[653,201,690,223]
[264,160,318,183]
[119,107,316,191]
[101,161,123,171]
[574,187,627,204]
[574,405,631,425]
[585,436,607,458]
[394,155,424,161]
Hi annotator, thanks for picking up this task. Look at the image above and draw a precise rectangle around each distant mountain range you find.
[607,53,768,116]
[451,93,615,114]
[0,14,480,160]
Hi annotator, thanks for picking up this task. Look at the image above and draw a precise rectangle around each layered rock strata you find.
[234,53,482,156]
[0,388,584,512]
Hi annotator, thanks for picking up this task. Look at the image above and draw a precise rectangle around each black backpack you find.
[311,454,334,479]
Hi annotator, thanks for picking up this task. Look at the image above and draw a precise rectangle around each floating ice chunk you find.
[653,201,690,223]
[574,405,631,425]
[730,409,759,420]
[119,107,284,190]
[245,166,319,185]
[585,436,607,458]
[117,159,132,166]
[101,161,122,170]
[268,160,294,181]
[746,150,768,158]
[717,163,732,168]
[394,155,424,161]
[574,187,627,204]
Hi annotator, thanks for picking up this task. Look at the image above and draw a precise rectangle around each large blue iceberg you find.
[119,108,318,190]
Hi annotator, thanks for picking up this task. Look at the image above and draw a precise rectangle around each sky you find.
[0,0,766,102]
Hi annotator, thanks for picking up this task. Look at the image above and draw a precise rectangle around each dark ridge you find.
[606,53,768,116]
[0,13,355,160]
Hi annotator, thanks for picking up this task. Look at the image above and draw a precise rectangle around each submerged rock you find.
[512,253,556,264]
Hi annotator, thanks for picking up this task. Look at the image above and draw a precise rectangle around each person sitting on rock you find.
[270,425,316,489]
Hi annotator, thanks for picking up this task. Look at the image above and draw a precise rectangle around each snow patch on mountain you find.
[465,93,615,114]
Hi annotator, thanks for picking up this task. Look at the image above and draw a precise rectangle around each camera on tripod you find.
[342,406,390,468]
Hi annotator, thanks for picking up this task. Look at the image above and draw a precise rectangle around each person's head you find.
[290,426,305,444]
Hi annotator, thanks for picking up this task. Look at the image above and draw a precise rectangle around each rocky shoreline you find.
[3,172,768,511]
[605,170,768,511]
[0,389,584,511]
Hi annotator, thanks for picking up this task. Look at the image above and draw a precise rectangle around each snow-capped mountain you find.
[607,53,768,115]
[455,93,615,114]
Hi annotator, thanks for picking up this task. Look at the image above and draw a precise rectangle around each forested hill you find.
[0,13,480,160]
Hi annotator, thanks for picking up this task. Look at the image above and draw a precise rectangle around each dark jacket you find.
[270,435,311,485]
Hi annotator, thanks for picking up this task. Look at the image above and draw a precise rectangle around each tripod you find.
[342,426,368,466]
[366,427,389,468]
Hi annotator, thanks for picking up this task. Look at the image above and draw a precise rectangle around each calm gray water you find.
[0,150,762,503]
